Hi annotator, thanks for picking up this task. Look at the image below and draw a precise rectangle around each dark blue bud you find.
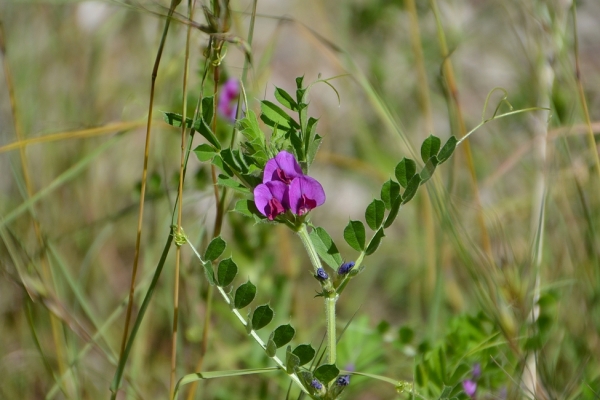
[337,261,355,275]
[310,378,323,390]
[336,375,350,386]
[315,268,329,281]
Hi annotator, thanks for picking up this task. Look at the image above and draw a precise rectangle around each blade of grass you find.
[0,120,146,154]
[0,134,123,229]
[572,2,600,180]
[114,0,181,396]
[175,368,279,399]
[0,20,71,393]
[110,226,174,397]
[45,242,117,363]
[429,0,493,262]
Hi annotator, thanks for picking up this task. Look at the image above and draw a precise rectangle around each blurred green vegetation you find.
[1,0,599,399]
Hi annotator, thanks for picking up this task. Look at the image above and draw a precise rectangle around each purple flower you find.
[338,261,355,275]
[263,151,303,184]
[253,180,287,220]
[336,375,350,387]
[310,379,323,390]
[315,268,329,281]
[254,151,325,219]
[218,78,240,122]
[288,176,325,215]
[472,363,481,379]
[462,379,477,398]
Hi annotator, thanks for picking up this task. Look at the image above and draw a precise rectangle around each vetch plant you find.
[150,70,543,399]
[149,68,542,399]
[109,67,543,399]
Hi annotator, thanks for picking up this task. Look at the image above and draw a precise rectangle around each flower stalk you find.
[296,223,337,364]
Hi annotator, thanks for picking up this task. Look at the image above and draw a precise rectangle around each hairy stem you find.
[295,224,337,363]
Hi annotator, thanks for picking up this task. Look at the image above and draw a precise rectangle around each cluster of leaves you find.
[393,313,509,399]
[164,77,326,223]
[200,235,352,399]
[164,76,461,398]
[307,134,458,292]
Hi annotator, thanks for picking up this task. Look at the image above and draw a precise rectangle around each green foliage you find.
[437,136,457,164]
[395,158,417,188]
[234,281,256,309]
[274,87,299,111]
[271,324,296,348]
[380,179,401,210]
[314,364,340,384]
[365,199,385,230]
[309,227,343,269]
[260,100,300,130]
[365,228,385,255]
[343,220,366,251]
[402,175,421,204]
[292,344,316,366]
[205,236,227,261]
[420,134,441,163]
[217,258,238,287]
[420,156,439,183]
[193,143,218,161]
[251,305,274,331]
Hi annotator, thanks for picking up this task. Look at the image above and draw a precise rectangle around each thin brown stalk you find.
[116,0,180,392]
[429,0,493,260]
[0,20,71,396]
[0,121,146,154]
[572,3,600,179]
[169,1,195,397]
[406,0,433,135]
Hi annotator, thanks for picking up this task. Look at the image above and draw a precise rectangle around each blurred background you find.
[1,0,599,398]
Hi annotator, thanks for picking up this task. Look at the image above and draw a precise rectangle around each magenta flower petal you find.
[263,151,303,184]
[288,176,325,215]
[218,78,240,122]
[254,181,287,220]
[462,380,477,398]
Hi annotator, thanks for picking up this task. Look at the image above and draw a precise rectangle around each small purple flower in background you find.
[336,375,350,387]
[254,150,325,219]
[472,363,481,379]
[253,181,287,220]
[338,261,355,275]
[462,363,480,398]
[315,268,329,281]
[462,379,477,398]
[217,77,240,122]
[310,379,323,391]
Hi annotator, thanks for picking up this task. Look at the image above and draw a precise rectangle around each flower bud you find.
[315,268,329,281]
[337,261,355,275]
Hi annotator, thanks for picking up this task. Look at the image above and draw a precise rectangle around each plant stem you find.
[115,0,179,395]
[185,241,308,394]
[295,224,337,364]
[295,224,323,274]
[169,1,193,396]
[325,296,338,365]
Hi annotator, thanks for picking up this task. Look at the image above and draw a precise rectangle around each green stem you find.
[295,224,337,364]
[325,296,338,365]
[295,223,322,274]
